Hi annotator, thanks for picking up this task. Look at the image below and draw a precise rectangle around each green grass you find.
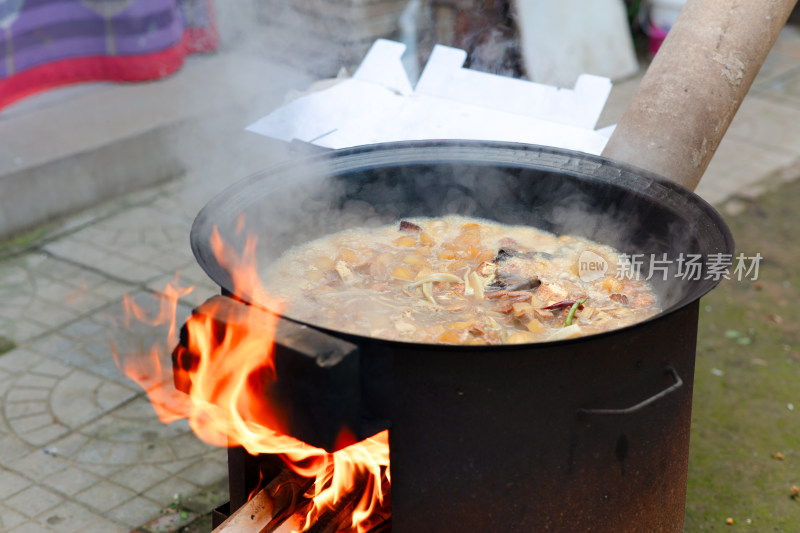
[0,222,56,258]
[0,335,15,356]
[685,178,800,530]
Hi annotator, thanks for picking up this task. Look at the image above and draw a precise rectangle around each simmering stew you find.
[262,216,660,344]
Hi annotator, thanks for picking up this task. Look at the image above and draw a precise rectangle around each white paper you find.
[247,39,614,155]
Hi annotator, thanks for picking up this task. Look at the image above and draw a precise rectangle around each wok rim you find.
[190,140,735,349]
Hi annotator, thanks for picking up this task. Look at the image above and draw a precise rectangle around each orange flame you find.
[116,227,389,532]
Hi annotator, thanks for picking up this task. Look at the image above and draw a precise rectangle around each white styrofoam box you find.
[247,39,614,155]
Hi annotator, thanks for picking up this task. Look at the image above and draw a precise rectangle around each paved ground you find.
[1,25,800,533]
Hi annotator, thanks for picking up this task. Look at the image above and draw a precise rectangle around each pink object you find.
[647,0,686,56]
[648,24,669,56]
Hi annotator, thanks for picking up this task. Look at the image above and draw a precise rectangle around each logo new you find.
[578,250,608,282]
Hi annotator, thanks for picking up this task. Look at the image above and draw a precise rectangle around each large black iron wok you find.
[190,141,733,532]
[192,141,730,315]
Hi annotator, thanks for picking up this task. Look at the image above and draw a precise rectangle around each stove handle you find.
[577,365,683,417]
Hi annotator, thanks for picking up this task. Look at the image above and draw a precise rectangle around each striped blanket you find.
[0,0,218,110]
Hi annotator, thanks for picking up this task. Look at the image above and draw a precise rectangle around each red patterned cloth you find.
[0,0,218,110]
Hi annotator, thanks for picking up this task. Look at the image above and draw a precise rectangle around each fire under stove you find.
[173,295,392,532]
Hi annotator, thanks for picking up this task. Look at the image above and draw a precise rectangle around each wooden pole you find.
[602,0,798,190]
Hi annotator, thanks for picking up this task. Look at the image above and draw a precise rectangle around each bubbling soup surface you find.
[262,215,660,344]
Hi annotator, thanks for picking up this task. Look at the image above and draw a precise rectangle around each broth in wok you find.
[262,216,660,344]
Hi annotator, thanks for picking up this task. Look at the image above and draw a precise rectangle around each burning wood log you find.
[266,469,390,533]
[215,465,390,533]
[213,468,313,533]
[300,476,370,533]
[262,470,316,529]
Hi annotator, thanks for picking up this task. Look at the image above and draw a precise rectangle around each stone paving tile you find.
[697,136,799,205]
[0,372,12,399]
[751,26,800,93]
[70,439,113,466]
[105,496,163,528]
[74,481,136,514]
[73,462,126,479]
[105,441,142,466]
[34,502,98,533]
[0,348,138,449]
[109,464,172,494]
[155,456,204,474]
[0,348,45,376]
[0,504,28,530]
[79,517,129,533]
[138,440,177,465]
[11,420,66,447]
[176,453,228,487]
[8,522,55,533]
[13,374,58,390]
[115,413,191,460]
[0,468,31,500]
[143,476,198,504]
[0,435,33,464]
[25,392,228,497]
[167,432,219,461]
[759,65,800,107]
[725,96,800,158]
[22,291,191,389]
[7,388,49,402]
[7,450,70,480]
[41,467,100,497]
[81,205,192,251]
[42,205,197,285]
[146,262,220,310]
[150,183,214,224]
[38,433,88,460]
[0,253,130,344]
[5,485,62,518]
[5,403,50,421]
[21,427,66,450]
[50,371,137,429]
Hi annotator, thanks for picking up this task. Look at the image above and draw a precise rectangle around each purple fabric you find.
[4,5,95,34]
[1,0,214,80]
[9,26,183,73]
